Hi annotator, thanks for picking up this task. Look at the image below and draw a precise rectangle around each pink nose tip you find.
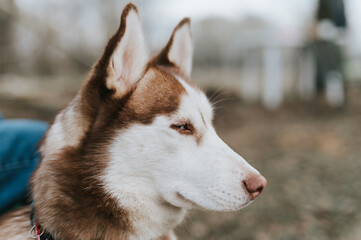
[243,173,267,199]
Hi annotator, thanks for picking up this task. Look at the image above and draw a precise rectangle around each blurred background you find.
[1,0,361,239]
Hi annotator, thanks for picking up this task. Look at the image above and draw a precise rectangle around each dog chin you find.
[204,200,253,212]
[171,191,253,212]
[173,192,207,210]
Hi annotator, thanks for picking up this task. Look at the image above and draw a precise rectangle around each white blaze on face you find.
[153,76,260,211]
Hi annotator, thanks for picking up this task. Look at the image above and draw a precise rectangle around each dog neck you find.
[105,175,187,240]
[32,144,186,240]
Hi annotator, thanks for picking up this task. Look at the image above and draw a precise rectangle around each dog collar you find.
[30,202,55,240]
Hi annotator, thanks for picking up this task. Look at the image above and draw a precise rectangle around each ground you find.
[1,75,360,240]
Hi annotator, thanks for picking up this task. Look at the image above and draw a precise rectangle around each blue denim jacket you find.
[0,114,48,215]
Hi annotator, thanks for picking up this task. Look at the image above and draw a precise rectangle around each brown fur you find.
[0,3,192,239]
[32,3,188,239]
[30,62,187,240]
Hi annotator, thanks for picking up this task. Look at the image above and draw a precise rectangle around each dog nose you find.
[243,173,267,199]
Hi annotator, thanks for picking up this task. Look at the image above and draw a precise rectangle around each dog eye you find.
[171,123,193,134]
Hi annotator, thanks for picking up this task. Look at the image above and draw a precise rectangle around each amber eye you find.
[171,123,193,134]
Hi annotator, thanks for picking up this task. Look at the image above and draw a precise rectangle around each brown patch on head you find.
[87,66,186,134]
[124,67,186,123]
[156,64,199,90]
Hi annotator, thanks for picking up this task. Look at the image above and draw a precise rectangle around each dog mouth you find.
[175,191,253,212]
[175,192,251,211]
[176,192,205,209]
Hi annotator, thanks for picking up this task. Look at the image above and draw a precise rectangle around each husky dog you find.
[0,3,266,240]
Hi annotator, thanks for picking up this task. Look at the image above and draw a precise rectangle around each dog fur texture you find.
[0,3,266,240]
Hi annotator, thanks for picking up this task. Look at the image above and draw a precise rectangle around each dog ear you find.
[152,18,193,77]
[99,3,148,98]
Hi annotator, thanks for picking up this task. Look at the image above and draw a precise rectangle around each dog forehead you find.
[175,75,213,122]
[126,67,185,116]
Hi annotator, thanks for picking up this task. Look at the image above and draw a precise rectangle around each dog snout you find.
[243,173,267,199]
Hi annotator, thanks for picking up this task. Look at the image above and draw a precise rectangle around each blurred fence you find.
[1,0,361,110]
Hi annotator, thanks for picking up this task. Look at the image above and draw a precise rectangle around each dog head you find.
[74,4,266,212]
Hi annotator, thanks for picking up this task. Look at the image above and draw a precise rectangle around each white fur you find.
[102,121,187,239]
[168,22,193,76]
[41,95,86,159]
[166,231,178,240]
[102,75,259,238]
[42,116,65,157]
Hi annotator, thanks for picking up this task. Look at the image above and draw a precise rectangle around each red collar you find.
[30,202,55,240]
